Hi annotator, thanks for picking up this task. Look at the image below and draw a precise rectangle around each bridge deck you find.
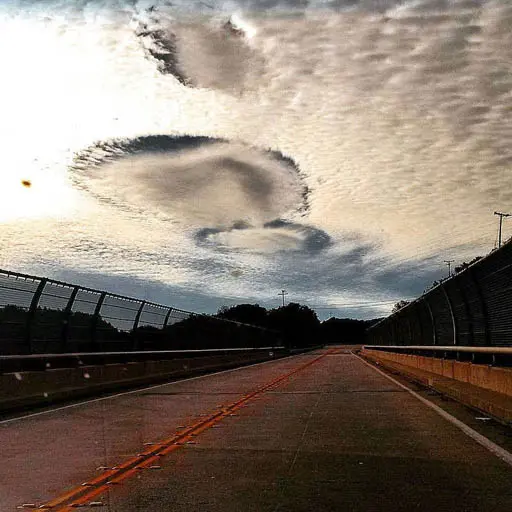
[1,348,511,511]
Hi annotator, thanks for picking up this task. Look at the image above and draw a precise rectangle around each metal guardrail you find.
[366,240,512,348]
[0,268,279,355]
[363,345,512,367]
[0,347,286,373]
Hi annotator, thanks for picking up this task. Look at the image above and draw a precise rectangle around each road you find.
[1,348,511,511]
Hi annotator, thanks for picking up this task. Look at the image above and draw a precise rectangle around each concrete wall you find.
[0,350,285,414]
[362,349,512,397]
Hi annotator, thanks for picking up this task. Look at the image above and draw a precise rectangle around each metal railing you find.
[0,347,286,374]
[366,240,512,348]
[366,242,512,347]
[0,269,278,355]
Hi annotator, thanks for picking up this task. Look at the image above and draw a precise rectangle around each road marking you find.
[23,349,336,511]
[0,353,309,425]
[353,353,512,468]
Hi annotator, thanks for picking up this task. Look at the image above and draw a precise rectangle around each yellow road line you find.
[31,349,336,511]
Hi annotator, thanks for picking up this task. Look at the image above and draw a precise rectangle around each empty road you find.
[1,348,511,511]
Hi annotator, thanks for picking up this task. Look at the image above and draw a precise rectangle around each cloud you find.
[134,6,265,93]
[69,135,313,249]
[1,0,512,318]
[195,219,331,253]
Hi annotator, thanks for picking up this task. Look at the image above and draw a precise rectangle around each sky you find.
[0,0,511,320]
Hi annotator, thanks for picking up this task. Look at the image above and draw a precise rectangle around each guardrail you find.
[0,269,279,355]
[0,347,292,414]
[363,345,512,367]
[362,345,512,422]
[0,347,284,373]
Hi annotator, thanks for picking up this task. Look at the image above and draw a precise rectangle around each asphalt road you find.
[1,348,511,511]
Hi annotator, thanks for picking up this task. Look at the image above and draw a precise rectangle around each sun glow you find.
[229,13,257,39]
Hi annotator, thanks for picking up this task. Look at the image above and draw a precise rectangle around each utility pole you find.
[278,289,288,307]
[444,260,454,278]
[494,211,511,248]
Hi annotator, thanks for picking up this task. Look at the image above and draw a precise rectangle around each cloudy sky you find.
[0,0,511,319]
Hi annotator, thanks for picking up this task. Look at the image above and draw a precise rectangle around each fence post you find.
[468,268,491,346]
[406,313,413,345]
[132,301,146,350]
[61,286,79,352]
[415,303,424,345]
[423,297,437,345]
[133,301,146,331]
[390,318,397,345]
[163,307,174,328]
[440,284,457,345]
[454,277,474,346]
[91,292,107,350]
[25,278,47,354]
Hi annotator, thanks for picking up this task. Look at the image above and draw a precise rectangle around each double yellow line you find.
[30,348,336,511]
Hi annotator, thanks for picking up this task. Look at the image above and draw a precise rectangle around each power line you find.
[277,289,288,307]
[443,259,454,278]
[494,211,511,248]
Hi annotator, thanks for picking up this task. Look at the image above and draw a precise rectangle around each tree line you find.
[216,303,380,347]
[0,303,380,354]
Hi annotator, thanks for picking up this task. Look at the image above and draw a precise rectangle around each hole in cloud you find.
[195,219,331,254]
[134,9,265,94]
[69,135,317,253]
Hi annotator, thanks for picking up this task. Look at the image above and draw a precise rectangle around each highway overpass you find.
[1,347,511,511]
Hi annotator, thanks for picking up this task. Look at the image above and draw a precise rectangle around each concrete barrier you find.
[362,348,512,424]
[0,349,288,414]
[362,349,512,397]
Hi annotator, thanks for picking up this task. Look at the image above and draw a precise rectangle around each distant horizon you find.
[0,265,388,322]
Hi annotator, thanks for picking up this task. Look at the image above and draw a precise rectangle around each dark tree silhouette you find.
[320,317,381,345]
[1,302,381,355]
[267,303,320,348]
[454,256,482,274]
[217,304,268,328]
[392,300,410,314]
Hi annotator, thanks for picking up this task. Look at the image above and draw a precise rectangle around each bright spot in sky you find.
[229,13,257,39]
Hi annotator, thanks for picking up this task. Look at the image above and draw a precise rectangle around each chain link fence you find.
[367,240,512,347]
[0,270,278,355]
